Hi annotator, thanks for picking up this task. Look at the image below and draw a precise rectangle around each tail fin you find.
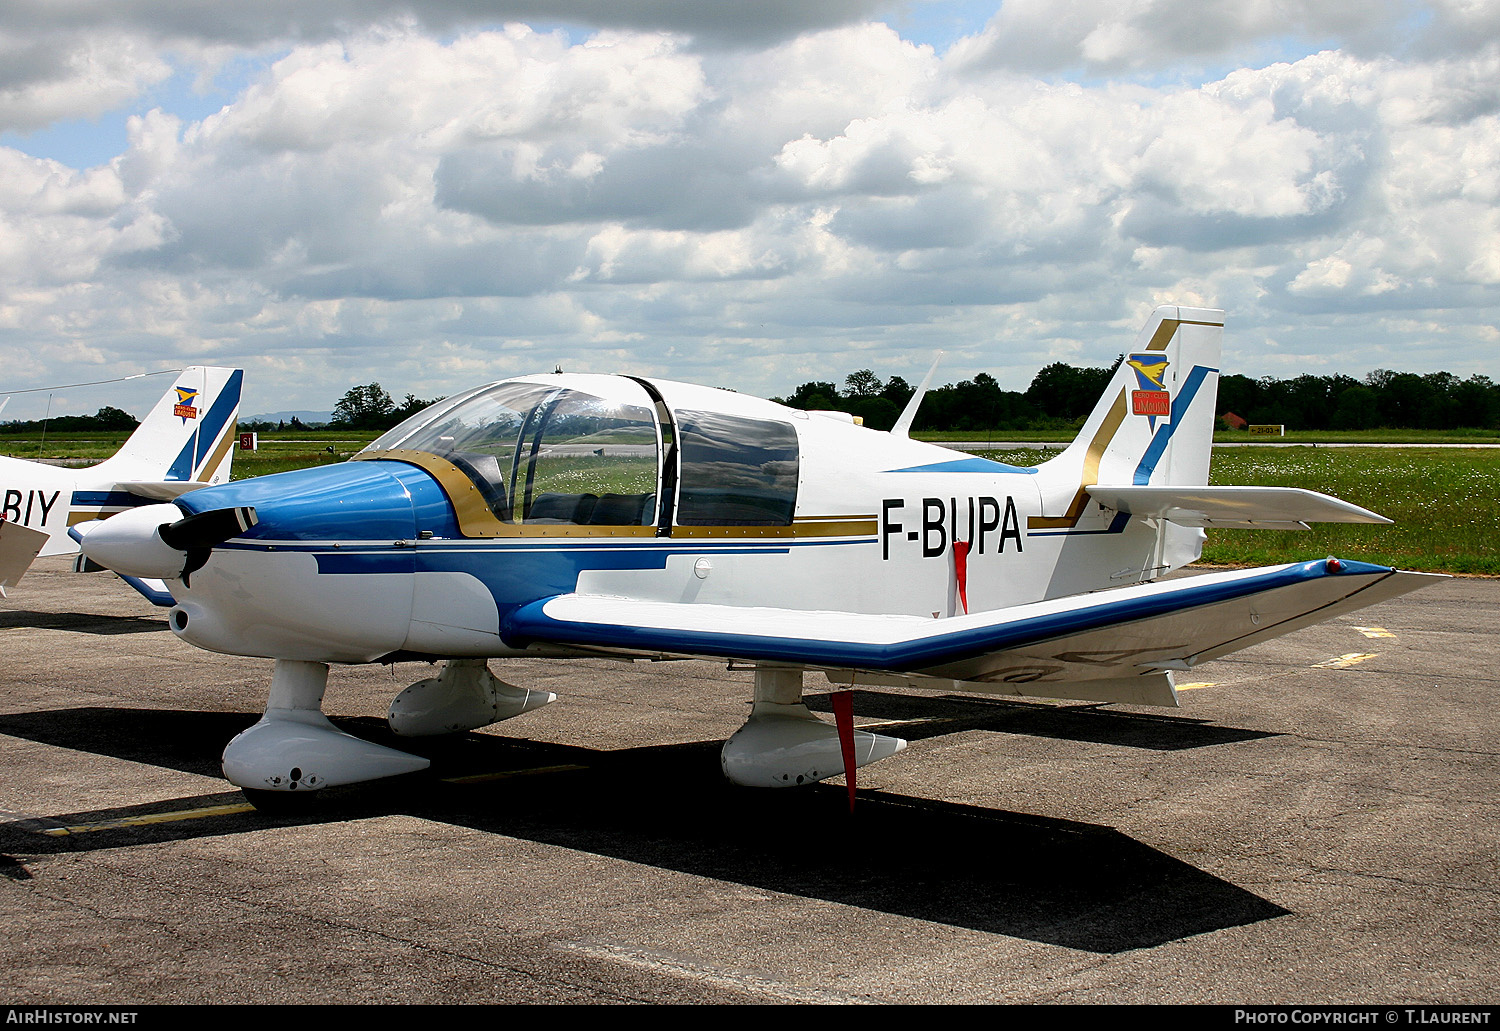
[1037,306,1223,502]
[94,367,243,486]
[1026,307,1222,581]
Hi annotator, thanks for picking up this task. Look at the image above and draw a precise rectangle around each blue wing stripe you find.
[118,574,175,607]
[502,559,1395,671]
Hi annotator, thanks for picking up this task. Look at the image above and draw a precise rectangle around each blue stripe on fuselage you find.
[182,457,881,619]
[884,457,1039,474]
[70,491,159,508]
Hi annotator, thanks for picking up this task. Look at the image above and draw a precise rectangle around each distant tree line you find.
[239,383,445,433]
[1217,371,1499,431]
[773,360,1124,432]
[10,368,1499,437]
[0,406,139,434]
[775,365,1500,432]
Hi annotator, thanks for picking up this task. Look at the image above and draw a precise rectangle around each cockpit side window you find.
[674,411,799,526]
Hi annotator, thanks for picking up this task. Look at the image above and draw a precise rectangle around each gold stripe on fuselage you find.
[1028,388,1128,530]
[356,449,876,540]
[67,508,128,525]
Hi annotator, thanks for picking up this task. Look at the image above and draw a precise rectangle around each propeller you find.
[158,506,257,551]
[78,503,257,585]
[158,506,258,584]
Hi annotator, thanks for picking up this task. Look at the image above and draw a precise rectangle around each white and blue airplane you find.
[78,309,1440,805]
[0,367,242,601]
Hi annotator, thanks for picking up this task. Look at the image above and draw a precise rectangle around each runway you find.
[1,558,1496,1004]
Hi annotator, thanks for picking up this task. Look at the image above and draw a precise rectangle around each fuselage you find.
[2,365,242,566]
[160,374,1178,664]
[0,455,162,558]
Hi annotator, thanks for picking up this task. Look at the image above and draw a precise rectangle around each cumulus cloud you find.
[0,31,171,131]
[5,0,889,51]
[947,0,1479,75]
[1,4,1498,420]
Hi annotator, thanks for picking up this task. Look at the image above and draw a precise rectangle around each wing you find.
[502,560,1442,705]
[66,523,176,607]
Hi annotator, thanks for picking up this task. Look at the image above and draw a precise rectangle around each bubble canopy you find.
[363,375,662,527]
[362,374,802,531]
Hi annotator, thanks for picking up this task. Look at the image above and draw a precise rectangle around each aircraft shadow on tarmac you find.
[0,698,1288,954]
[801,690,1278,750]
[0,609,167,636]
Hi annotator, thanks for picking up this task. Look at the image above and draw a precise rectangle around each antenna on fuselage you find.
[891,351,943,439]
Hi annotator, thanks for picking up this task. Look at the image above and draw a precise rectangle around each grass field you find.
[0,431,378,473]
[980,445,1498,575]
[6,431,1493,575]
[918,427,1500,445]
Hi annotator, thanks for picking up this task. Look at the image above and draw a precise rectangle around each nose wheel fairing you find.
[222,659,430,793]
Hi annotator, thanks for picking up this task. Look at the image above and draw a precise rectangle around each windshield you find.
[365,378,661,526]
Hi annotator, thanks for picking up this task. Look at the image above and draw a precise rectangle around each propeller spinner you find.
[79,503,257,582]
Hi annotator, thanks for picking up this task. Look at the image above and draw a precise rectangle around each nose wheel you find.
[223,659,430,798]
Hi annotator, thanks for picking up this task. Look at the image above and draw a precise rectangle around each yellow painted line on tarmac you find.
[40,802,256,836]
[1313,652,1378,669]
[1352,626,1396,638]
[441,763,588,784]
[1173,652,1381,693]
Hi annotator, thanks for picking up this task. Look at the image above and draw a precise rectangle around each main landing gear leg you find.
[720,666,906,788]
[222,659,430,797]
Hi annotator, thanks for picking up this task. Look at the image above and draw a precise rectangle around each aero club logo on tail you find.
[174,387,200,422]
[1127,354,1170,426]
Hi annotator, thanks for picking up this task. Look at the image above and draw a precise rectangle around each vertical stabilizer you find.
[1038,307,1222,495]
[93,367,242,486]
[1029,307,1223,582]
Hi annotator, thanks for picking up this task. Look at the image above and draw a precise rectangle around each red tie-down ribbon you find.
[952,539,970,614]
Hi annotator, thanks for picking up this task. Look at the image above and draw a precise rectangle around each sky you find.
[1,0,1498,420]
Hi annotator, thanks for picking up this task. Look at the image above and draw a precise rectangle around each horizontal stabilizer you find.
[1086,485,1391,529]
[114,480,215,501]
[502,560,1443,694]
